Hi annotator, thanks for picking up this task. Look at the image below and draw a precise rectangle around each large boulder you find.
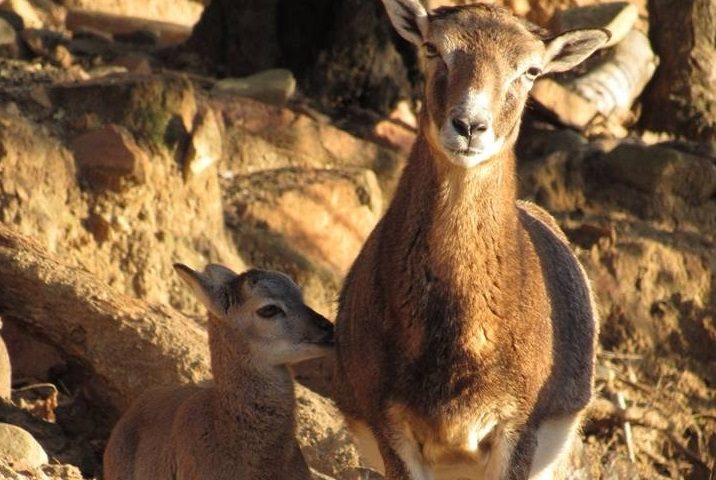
[0,423,48,469]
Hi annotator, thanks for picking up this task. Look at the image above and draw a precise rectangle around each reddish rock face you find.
[70,124,147,190]
[232,168,383,277]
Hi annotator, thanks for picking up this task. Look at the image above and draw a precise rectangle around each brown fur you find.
[104,266,334,480]
[334,2,605,479]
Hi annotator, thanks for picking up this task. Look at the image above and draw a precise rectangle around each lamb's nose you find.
[451,115,490,138]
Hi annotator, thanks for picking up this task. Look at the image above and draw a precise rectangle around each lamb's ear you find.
[381,0,428,46]
[542,28,610,74]
[204,263,238,284]
[174,263,228,317]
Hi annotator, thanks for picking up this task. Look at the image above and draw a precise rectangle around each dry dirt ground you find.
[0,2,713,479]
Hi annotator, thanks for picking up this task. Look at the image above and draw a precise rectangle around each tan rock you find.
[0,320,10,401]
[295,384,364,479]
[183,108,222,180]
[530,77,598,129]
[70,124,147,189]
[371,119,416,156]
[1,0,43,29]
[64,8,193,47]
[0,423,48,468]
[62,0,203,27]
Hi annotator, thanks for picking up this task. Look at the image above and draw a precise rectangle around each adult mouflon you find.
[334,2,607,479]
[104,264,334,480]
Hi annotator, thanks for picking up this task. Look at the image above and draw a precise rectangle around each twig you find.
[12,382,59,395]
[598,350,644,361]
[614,372,653,394]
[616,391,637,463]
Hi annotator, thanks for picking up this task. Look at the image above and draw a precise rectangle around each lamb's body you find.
[104,266,334,480]
[104,322,308,480]
[334,3,606,479]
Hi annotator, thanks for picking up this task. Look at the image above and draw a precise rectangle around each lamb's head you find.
[382,0,609,168]
[175,263,334,366]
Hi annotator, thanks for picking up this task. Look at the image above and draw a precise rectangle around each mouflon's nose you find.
[451,114,490,138]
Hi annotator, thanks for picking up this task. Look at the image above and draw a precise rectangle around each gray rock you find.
[214,69,296,106]
[0,423,48,468]
[601,143,716,203]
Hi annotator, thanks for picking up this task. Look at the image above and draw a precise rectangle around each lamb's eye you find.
[256,305,283,318]
[523,66,542,81]
[423,43,439,58]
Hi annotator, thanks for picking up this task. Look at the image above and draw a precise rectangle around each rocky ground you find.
[0,0,713,479]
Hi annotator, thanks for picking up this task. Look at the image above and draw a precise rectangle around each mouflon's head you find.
[382,0,609,168]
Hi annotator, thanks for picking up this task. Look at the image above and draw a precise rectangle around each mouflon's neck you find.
[207,318,296,448]
[397,131,520,286]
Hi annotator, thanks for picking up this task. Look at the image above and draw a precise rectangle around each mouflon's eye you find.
[256,305,284,318]
[423,43,439,58]
[524,66,542,81]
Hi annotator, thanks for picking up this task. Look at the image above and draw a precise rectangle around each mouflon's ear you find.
[381,0,428,46]
[542,28,610,74]
[203,263,238,284]
[174,263,228,317]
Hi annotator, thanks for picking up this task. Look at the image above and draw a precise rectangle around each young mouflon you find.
[104,264,334,480]
[334,2,607,479]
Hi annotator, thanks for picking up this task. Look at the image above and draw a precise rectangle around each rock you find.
[0,10,24,31]
[70,124,147,190]
[553,2,639,47]
[1,320,63,387]
[294,384,364,479]
[50,75,198,146]
[217,96,404,197]
[50,44,73,69]
[0,16,19,59]
[0,224,213,412]
[0,320,10,401]
[600,143,716,203]
[65,8,193,47]
[113,28,160,46]
[0,423,48,468]
[531,78,599,129]
[571,30,657,120]
[213,69,297,106]
[61,0,203,27]
[86,65,128,78]
[28,86,51,109]
[371,119,416,156]
[109,53,152,75]
[228,167,383,276]
[531,28,656,131]
[19,28,65,58]
[183,108,222,180]
[0,0,43,29]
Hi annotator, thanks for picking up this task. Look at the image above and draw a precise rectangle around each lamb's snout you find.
[309,311,335,346]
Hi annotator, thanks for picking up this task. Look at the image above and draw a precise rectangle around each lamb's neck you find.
[403,133,520,289]
[207,319,296,450]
